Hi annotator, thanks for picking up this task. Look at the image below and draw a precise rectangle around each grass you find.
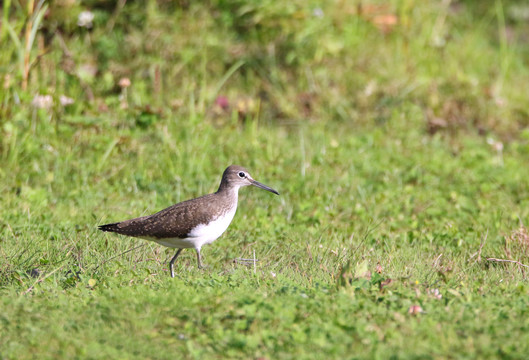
[1,0,529,358]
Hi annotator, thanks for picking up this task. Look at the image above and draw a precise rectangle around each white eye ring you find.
[238,172,245,178]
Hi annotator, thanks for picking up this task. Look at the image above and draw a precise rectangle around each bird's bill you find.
[250,179,279,195]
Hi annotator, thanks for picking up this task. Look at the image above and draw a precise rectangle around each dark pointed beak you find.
[250,179,279,195]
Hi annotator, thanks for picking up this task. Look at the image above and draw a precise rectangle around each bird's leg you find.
[196,249,204,269]
[169,248,183,278]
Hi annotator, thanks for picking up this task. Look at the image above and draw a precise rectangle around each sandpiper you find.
[98,165,279,277]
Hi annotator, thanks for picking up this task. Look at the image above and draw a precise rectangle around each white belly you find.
[148,206,237,250]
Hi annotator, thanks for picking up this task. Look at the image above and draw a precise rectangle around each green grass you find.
[2,0,529,359]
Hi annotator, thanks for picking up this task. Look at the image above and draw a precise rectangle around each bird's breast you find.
[188,205,237,244]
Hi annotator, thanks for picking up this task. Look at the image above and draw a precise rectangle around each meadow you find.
[1,0,529,358]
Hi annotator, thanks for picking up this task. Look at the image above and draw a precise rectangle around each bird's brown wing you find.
[98,193,222,239]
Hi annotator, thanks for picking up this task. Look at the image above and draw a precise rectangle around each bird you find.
[98,165,279,277]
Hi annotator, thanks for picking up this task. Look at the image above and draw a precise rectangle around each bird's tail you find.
[98,222,121,233]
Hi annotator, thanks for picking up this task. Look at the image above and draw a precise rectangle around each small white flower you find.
[59,95,74,106]
[430,288,442,300]
[487,138,504,152]
[32,94,53,109]
[313,8,324,18]
[78,11,94,28]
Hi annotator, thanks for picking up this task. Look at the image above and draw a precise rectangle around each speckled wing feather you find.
[98,193,232,239]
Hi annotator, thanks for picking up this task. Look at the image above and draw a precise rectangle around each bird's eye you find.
[238,172,245,178]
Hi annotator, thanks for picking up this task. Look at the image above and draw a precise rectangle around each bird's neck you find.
[216,183,240,202]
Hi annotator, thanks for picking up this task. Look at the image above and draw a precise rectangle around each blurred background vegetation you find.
[2,2,529,358]
[1,0,528,141]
